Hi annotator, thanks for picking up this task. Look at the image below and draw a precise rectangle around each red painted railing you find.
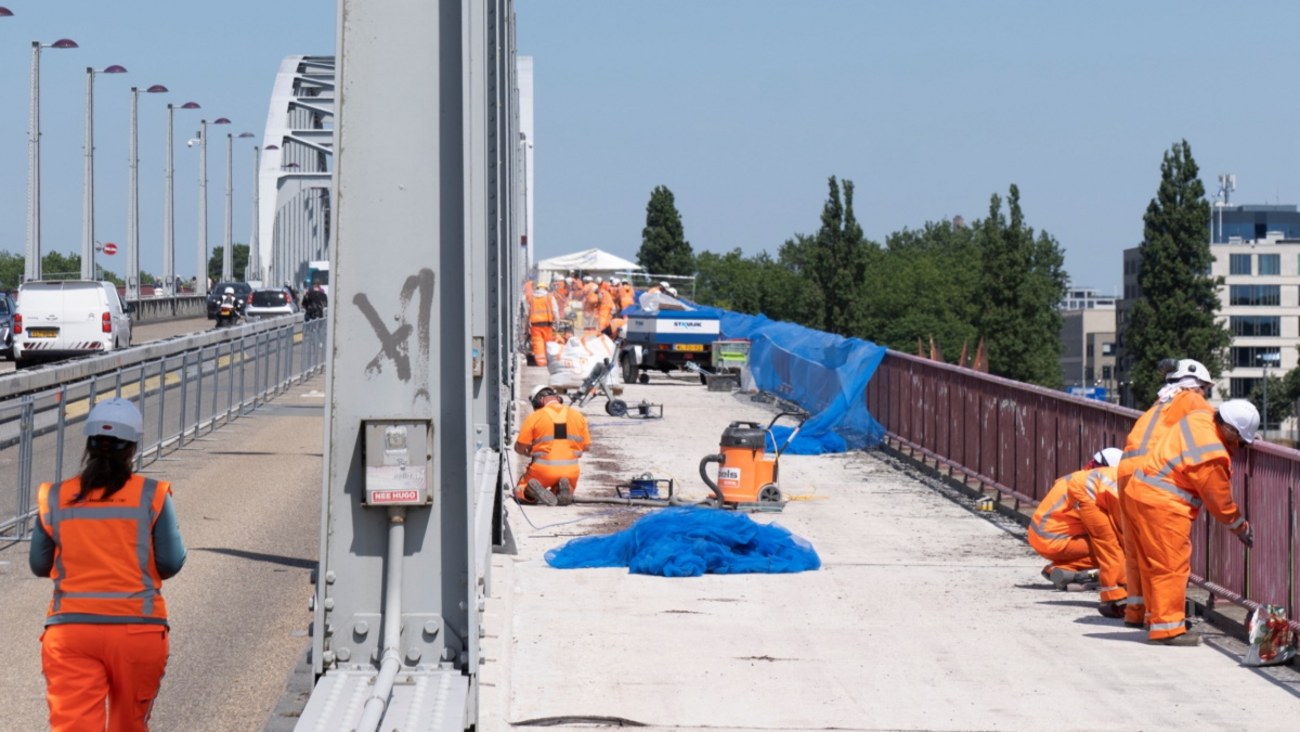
[867,350,1299,626]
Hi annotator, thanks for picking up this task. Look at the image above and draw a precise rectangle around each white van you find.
[13,280,134,368]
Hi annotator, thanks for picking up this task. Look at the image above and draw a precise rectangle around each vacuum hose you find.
[698,454,726,505]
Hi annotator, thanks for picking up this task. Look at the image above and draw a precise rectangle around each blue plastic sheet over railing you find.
[691,305,888,455]
[545,506,821,577]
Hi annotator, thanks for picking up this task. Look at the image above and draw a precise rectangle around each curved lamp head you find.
[213,117,231,125]
[101,64,127,74]
[0,8,15,18]
[145,84,169,94]
[50,38,78,49]
[180,101,201,110]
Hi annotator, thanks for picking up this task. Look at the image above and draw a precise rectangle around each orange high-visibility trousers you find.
[1027,533,1094,573]
[1076,499,1127,602]
[42,623,169,732]
[1125,498,1193,641]
[1119,491,1150,624]
[515,464,581,502]
[529,325,554,366]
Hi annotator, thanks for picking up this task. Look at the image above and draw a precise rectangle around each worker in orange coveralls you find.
[582,281,601,335]
[1116,358,1214,629]
[1126,399,1257,646]
[597,283,616,338]
[551,277,570,318]
[1029,451,1118,590]
[30,398,186,731]
[1065,448,1128,618]
[514,385,590,506]
[527,283,559,367]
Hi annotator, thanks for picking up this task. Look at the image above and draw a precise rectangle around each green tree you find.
[974,185,1068,386]
[42,251,81,280]
[780,177,876,335]
[694,248,822,326]
[0,252,23,292]
[208,244,250,283]
[859,219,982,356]
[636,186,694,276]
[1121,140,1230,406]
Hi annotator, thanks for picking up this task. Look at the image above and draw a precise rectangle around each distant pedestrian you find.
[30,398,187,730]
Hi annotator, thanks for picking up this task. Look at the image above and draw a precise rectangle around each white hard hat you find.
[529,384,556,402]
[1093,447,1123,467]
[583,276,593,283]
[666,286,678,297]
[85,397,143,443]
[610,277,620,285]
[1169,359,1213,386]
[658,281,669,289]
[1217,399,1260,444]
[224,286,235,294]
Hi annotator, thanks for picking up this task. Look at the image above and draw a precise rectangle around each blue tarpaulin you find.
[545,506,820,577]
[691,306,888,455]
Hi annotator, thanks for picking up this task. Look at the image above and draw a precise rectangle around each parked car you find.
[205,281,253,319]
[0,293,16,360]
[244,287,301,320]
[13,280,133,368]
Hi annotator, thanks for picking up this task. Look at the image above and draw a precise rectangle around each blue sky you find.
[4,2,1299,295]
[517,0,1300,294]
[0,1,333,281]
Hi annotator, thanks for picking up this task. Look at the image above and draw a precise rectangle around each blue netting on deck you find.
[691,306,888,455]
[545,506,821,577]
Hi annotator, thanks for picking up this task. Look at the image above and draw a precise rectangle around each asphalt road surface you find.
[0,317,216,375]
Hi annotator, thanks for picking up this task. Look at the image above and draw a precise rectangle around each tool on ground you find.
[626,399,664,419]
[614,472,675,501]
[698,411,805,512]
[570,353,629,417]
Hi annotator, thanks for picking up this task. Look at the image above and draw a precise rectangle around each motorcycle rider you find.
[302,283,328,321]
[217,286,240,327]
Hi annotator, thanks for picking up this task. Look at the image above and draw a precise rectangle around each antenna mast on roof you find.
[1216,173,1236,243]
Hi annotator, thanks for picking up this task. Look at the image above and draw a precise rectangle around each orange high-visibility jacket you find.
[1030,472,1086,544]
[1117,389,1211,493]
[514,402,590,468]
[1128,410,1243,526]
[1066,465,1120,516]
[618,283,635,310]
[37,476,172,624]
[529,292,558,325]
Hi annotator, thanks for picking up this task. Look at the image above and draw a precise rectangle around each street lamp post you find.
[165,101,200,294]
[27,38,78,283]
[224,132,255,282]
[82,64,128,280]
[1260,352,1280,440]
[248,144,264,283]
[197,117,231,295]
[128,84,168,299]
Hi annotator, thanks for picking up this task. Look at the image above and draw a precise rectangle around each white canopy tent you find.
[535,248,642,277]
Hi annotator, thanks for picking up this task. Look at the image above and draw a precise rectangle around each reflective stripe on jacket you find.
[1117,390,1211,493]
[1128,410,1241,524]
[529,292,558,325]
[1030,473,1086,542]
[516,402,590,467]
[37,475,171,623]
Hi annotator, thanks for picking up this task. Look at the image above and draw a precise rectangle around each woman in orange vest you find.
[1116,359,1213,628]
[1065,448,1127,618]
[1126,399,1257,646]
[30,398,187,731]
[514,385,591,506]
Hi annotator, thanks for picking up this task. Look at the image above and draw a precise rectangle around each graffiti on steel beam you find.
[354,269,435,401]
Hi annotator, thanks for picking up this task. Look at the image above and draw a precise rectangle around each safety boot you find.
[1097,600,1125,619]
[1049,568,1093,590]
[525,479,557,506]
[556,478,574,506]
[1148,631,1201,647]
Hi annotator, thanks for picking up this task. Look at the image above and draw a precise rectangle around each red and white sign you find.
[102,242,118,255]
[369,489,421,504]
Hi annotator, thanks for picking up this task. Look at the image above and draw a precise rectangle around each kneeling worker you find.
[1066,447,1128,618]
[1029,449,1124,590]
[514,385,591,506]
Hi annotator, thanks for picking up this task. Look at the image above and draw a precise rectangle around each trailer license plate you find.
[674,344,704,352]
[29,329,57,338]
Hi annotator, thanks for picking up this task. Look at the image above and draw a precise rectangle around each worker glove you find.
[1233,521,1254,548]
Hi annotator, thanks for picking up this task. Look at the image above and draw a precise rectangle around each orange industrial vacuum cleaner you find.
[699,411,804,511]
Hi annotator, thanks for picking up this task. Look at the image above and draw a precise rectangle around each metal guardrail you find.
[0,316,327,539]
[868,350,1300,631]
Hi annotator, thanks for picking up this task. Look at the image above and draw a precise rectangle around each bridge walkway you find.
[479,364,1300,731]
